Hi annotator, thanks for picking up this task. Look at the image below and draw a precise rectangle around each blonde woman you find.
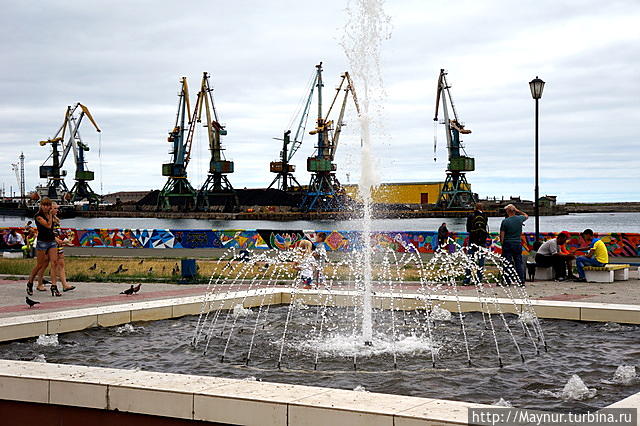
[26,198,60,296]
[51,202,75,292]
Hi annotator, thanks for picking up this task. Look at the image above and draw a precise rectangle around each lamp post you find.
[529,76,545,242]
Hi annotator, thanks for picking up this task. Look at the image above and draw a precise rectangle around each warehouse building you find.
[343,181,454,207]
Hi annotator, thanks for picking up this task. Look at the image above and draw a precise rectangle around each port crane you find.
[38,103,101,204]
[10,153,25,207]
[192,72,237,212]
[300,62,361,212]
[267,71,317,191]
[433,69,476,209]
[157,77,198,211]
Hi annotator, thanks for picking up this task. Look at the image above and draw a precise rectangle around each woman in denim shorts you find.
[26,198,61,296]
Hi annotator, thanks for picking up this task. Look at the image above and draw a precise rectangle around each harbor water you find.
[2,212,640,233]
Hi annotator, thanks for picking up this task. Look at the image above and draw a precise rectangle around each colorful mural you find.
[1,227,639,257]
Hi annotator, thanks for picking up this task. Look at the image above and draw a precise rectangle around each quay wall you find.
[2,228,639,257]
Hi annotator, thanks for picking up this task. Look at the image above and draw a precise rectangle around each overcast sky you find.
[1,0,639,203]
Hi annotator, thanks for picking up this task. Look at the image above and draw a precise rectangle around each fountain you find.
[188,240,548,372]
[0,1,637,421]
[189,0,545,371]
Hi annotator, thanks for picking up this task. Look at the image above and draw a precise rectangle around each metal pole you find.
[534,98,540,241]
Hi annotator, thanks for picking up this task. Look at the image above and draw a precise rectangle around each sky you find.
[1,0,639,203]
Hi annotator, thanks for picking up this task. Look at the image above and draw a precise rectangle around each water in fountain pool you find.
[1,309,638,412]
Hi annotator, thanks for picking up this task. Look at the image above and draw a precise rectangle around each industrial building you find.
[343,181,466,207]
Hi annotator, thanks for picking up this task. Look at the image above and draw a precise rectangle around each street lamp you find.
[529,76,545,242]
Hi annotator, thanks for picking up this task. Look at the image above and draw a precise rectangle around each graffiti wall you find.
[1,227,639,257]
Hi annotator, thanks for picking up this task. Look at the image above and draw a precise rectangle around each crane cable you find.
[98,132,103,195]
[433,120,438,162]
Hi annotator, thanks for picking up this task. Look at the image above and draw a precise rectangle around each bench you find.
[534,266,554,281]
[525,261,556,281]
[1,250,23,259]
[584,264,630,283]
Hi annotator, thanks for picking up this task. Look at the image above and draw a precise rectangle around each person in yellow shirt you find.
[575,229,609,282]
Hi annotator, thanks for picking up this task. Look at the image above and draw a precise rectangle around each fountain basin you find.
[0,288,638,425]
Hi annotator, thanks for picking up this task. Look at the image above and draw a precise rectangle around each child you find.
[526,240,543,282]
[295,240,315,289]
[313,232,328,286]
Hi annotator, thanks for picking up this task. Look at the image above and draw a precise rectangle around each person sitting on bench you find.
[535,231,571,281]
[4,229,24,250]
[575,229,608,282]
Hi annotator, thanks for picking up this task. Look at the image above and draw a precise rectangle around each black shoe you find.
[26,282,33,296]
[573,277,587,282]
[50,284,62,297]
[43,279,52,285]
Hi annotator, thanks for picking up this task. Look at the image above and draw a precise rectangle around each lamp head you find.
[529,76,545,100]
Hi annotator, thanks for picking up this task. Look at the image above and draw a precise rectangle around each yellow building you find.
[343,182,446,205]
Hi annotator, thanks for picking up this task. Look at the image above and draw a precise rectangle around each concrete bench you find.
[584,264,630,283]
[2,251,23,259]
[526,262,556,281]
[534,266,554,281]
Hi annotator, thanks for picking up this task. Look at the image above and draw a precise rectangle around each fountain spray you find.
[342,0,391,345]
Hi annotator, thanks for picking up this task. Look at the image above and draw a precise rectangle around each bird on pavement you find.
[26,297,40,308]
[132,283,142,294]
[120,285,135,296]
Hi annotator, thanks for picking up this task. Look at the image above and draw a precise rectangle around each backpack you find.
[467,212,488,244]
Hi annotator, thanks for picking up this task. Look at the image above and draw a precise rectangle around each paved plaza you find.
[1,260,638,319]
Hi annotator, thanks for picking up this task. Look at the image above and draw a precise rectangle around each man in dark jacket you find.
[437,223,449,250]
[464,203,489,284]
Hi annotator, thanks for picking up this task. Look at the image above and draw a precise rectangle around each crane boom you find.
[433,69,476,209]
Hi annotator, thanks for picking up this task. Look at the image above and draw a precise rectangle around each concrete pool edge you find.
[1,288,639,344]
[0,289,638,425]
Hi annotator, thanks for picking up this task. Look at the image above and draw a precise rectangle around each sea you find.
[2,212,640,233]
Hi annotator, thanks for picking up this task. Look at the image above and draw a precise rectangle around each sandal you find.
[63,286,76,292]
[50,284,62,297]
[26,282,33,296]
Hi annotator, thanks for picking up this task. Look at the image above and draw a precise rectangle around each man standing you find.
[575,229,608,282]
[535,231,572,281]
[464,203,489,284]
[500,204,528,284]
[437,223,449,251]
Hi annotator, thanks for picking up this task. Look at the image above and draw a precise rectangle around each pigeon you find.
[132,283,142,294]
[139,259,144,265]
[120,285,135,295]
[26,297,40,308]
[147,267,153,274]
[121,268,128,273]
[88,263,97,271]
[171,267,177,275]
[100,270,106,275]
[115,264,124,273]
[162,266,166,273]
